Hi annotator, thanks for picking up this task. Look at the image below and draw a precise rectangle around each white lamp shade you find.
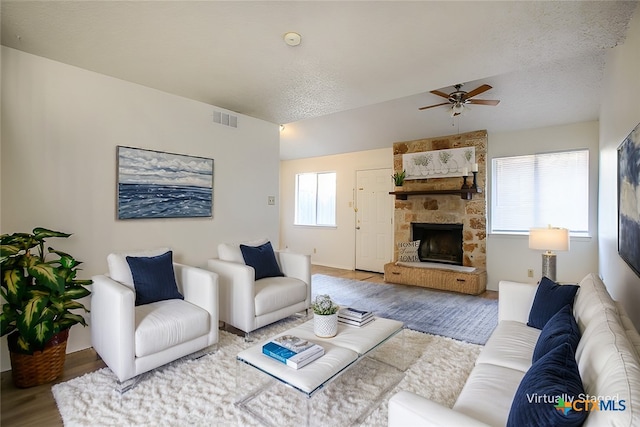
[529,227,570,252]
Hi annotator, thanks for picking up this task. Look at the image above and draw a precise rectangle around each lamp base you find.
[541,253,557,281]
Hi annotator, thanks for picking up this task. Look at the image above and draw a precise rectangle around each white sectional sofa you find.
[388,273,640,426]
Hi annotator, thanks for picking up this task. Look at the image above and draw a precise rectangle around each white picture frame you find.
[403,147,475,180]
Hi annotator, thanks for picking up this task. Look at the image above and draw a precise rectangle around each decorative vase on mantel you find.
[314,313,338,338]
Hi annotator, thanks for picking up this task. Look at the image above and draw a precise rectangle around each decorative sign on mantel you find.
[403,147,476,180]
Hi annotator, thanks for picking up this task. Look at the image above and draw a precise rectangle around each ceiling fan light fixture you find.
[420,83,499,115]
[451,103,464,117]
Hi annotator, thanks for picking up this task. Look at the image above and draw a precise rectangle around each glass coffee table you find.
[235,317,405,426]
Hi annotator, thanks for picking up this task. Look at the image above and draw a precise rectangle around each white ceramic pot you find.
[314,313,338,338]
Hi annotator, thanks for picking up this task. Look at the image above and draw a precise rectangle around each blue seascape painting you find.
[117,146,213,219]
[618,123,640,277]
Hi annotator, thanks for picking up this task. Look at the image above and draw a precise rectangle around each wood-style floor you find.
[0,265,497,426]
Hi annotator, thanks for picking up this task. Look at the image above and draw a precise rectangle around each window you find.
[295,172,336,226]
[491,150,589,234]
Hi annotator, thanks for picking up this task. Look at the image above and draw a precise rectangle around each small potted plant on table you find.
[0,227,92,388]
[312,294,340,338]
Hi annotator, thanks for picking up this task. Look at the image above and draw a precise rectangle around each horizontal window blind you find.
[492,150,589,234]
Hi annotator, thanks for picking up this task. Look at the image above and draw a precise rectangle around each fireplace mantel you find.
[390,187,482,200]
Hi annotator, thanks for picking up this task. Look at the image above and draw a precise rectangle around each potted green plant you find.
[392,170,406,189]
[312,294,340,338]
[0,227,92,388]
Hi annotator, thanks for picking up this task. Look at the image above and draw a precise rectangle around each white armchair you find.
[207,240,311,339]
[91,248,218,391]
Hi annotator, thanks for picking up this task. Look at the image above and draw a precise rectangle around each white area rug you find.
[53,317,481,426]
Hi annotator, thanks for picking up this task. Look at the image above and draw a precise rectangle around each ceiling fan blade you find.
[429,90,451,99]
[464,84,492,99]
[418,102,450,111]
[467,99,500,106]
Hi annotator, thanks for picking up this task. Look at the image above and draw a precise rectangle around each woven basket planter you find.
[8,329,69,388]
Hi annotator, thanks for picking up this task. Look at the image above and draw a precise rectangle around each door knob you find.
[356,226,361,230]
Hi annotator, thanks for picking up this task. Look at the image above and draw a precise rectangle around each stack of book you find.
[262,335,324,369]
[338,307,374,327]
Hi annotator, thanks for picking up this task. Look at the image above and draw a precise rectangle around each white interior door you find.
[355,169,393,273]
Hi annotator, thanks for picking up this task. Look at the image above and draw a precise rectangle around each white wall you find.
[1,47,280,371]
[598,8,640,328]
[486,121,600,290]
[280,148,392,269]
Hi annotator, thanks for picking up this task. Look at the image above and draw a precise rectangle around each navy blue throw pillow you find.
[527,277,579,330]
[240,241,284,280]
[126,251,183,306]
[532,304,581,363]
[507,343,588,427]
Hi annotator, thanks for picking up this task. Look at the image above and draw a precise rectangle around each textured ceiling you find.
[1,1,637,159]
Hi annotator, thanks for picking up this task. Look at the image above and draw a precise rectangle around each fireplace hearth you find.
[411,223,463,266]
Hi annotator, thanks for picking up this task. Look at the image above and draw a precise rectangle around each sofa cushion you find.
[617,302,640,358]
[533,304,580,363]
[476,320,540,372]
[240,241,284,280]
[576,305,640,427]
[453,363,526,427]
[107,247,171,289]
[134,299,209,357]
[126,251,184,306]
[508,342,587,427]
[573,273,618,332]
[527,277,579,330]
[218,238,268,264]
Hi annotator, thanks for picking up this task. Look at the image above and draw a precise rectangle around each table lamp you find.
[528,226,570,281]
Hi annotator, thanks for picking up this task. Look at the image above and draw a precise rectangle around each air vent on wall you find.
[213,110,238,128]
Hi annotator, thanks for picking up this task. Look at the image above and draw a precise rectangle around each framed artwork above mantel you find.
[403,147,476,180]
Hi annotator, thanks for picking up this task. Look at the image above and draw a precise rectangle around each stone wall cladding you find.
[392,130,487,269]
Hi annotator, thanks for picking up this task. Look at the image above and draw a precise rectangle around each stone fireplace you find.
[391,129,487,269]
[384,130,487,295]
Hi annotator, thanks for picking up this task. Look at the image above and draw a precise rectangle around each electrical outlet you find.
[527,269,534,278]
[313,248,317,254]
[267,196,275,205]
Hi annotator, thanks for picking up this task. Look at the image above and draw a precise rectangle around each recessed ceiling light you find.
[283,32,301,47]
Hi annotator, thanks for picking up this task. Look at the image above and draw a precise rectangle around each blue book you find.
[262,340,324,369]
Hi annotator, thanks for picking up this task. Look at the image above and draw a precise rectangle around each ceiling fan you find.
[419,83,500,117]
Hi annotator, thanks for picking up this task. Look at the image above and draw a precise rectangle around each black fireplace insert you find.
[411,223,463,265]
